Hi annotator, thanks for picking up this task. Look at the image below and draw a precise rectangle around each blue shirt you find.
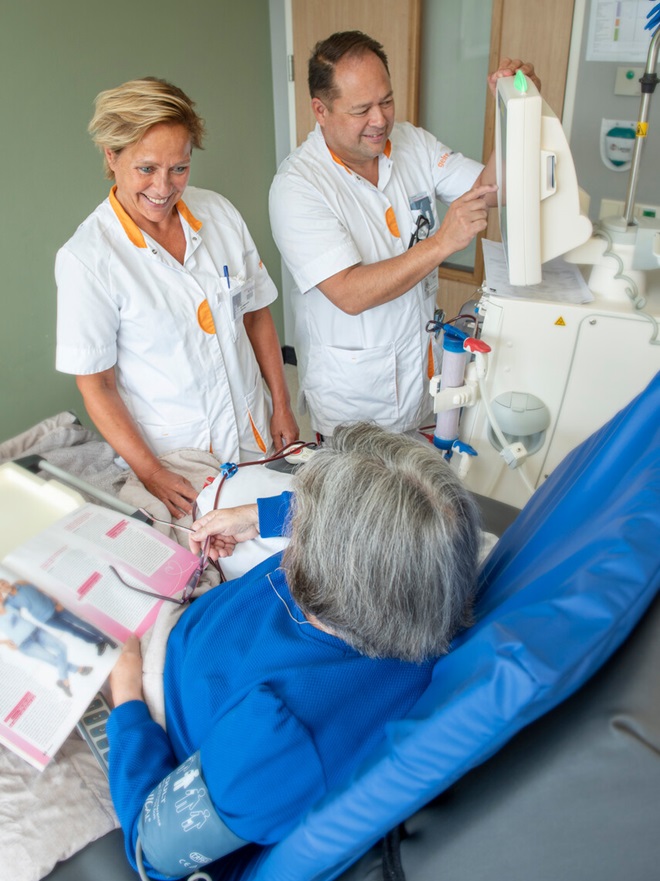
[5,583,56,622]
[107,494,433,874]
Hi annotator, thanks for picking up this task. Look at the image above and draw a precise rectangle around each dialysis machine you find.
[430,43,660,510]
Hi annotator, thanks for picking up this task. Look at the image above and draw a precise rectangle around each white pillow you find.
[194,465,295,581]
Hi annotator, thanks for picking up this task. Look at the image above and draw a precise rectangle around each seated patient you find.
[108,423,481,879]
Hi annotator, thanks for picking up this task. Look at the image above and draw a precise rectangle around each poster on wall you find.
[587,0,654,61]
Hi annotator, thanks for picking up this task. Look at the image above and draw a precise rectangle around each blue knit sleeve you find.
[107,700,182,879]
[106,685,326,874]
[257,491,294,538]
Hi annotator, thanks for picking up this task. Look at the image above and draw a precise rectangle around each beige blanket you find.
[2,447,224,881]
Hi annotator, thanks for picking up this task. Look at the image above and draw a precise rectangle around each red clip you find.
[463,338,491,354]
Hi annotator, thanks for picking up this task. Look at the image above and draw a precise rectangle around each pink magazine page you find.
[4,504,201,642]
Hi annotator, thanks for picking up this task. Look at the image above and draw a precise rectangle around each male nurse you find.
[269,30,539,439]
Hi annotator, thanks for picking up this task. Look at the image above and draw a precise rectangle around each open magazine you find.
[0,502,200,771]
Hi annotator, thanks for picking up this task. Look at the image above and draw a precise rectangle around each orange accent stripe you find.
[109,186,147,248]
[427,339,435,380]
[385,206,400,238]
[328,148,353,174]
[248,413,267,454]
[177,198,203,232]
[383,139,392,158]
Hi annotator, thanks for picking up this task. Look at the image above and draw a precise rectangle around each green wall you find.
[0,0,281,442]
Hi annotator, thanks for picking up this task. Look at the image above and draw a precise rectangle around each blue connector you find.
[431,435,478,460]
[451,439,478,457]
[647,2,660,34]
[219,461,239,479]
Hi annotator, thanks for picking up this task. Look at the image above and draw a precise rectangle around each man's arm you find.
[317,184,496,315]
[243,307,299,449]
[76,370,197,518]
[316,58,541,316]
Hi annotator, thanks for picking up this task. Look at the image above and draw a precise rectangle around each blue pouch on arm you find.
[137,751,248,879]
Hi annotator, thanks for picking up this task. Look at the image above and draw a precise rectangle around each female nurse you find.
[56,77,298,518]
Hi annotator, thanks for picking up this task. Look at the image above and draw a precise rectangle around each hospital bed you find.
[6,373,660,881]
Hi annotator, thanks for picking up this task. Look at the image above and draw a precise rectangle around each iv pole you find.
[623,11,660,225]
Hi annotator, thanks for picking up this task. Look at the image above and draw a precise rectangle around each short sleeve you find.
[55,246,119,375]
[269,172,361,294]
[200,685,326,843]
[431,143,483,204]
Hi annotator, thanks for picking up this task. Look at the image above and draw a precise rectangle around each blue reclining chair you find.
[47,372,660,881]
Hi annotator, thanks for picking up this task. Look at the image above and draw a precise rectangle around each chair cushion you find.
[219,372,660,881]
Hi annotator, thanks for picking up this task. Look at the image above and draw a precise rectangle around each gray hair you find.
[284,423,481,662]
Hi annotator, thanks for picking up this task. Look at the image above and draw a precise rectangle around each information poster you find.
[587,0,654,61]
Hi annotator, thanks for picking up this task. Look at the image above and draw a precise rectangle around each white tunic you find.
[269,122,482,436]
[56,186,276,462]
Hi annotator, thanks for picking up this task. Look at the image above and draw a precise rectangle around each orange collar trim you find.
[328,141,392,175]
[177,199,203,232]
[109,186,146,248]
[109,187,203,247]
[328,148,352,174]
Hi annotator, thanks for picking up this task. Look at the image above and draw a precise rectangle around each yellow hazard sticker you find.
[555,316,566,326]
[636,122,648,138]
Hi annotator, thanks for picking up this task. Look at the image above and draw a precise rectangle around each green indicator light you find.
[514,69,528,92]
[626,70,635,80]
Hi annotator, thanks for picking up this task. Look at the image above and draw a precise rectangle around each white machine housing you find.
[457,277,660,509]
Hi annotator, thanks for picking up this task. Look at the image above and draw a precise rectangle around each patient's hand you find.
[189,504,260,559]
[110,636,144,706]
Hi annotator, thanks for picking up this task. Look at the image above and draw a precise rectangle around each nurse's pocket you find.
[305,342,398,425]
[139,417,212,457]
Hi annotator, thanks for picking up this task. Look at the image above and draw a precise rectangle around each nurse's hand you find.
[271,405,300,451]
[487,58,541,96]
[141,465,198,519]
[434,185,496,256]
[189,504,260,559]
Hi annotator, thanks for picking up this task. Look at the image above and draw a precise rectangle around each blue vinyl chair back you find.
[215,372,660,881]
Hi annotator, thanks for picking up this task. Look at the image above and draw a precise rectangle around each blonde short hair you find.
[88,77,205,178]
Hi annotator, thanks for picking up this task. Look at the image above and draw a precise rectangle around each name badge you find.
[230,278,256,321]
[422,270,439,301]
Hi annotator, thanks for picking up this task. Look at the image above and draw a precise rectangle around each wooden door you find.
[291,0,421,146]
